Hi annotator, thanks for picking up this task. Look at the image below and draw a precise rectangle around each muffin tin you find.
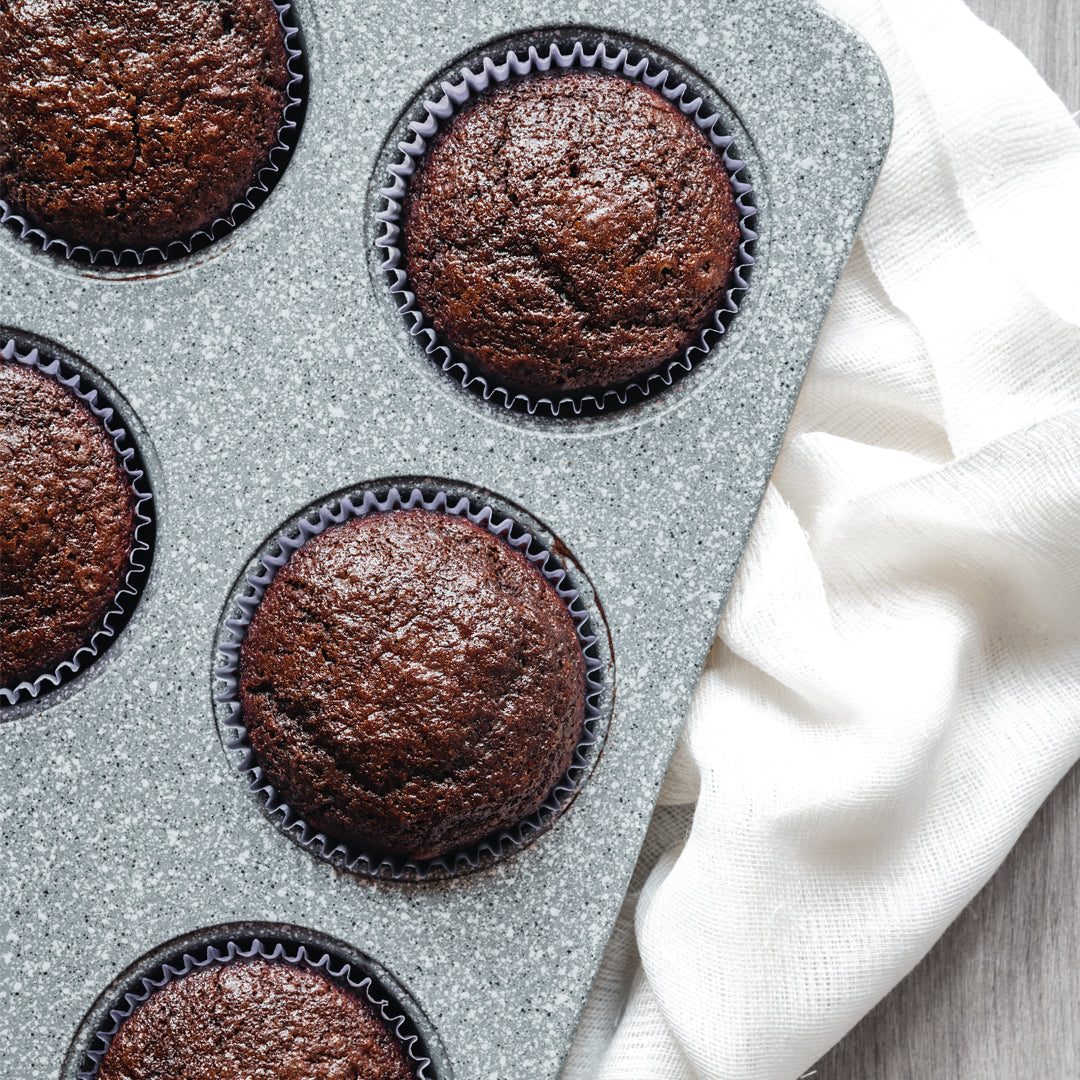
[0,1,891,1078]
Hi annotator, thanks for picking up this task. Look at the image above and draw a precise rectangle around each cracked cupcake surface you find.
[0,362,137,688]
[0,0,290,251]
[96,960,415,1080]
[238,509,586,861]
[402,69,742,396]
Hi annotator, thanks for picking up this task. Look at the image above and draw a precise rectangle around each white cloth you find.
[563,1,1080,1077]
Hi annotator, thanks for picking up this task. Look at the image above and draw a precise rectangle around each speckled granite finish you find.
[0,3,891,1079]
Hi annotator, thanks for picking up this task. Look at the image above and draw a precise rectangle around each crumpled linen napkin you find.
[562,0,1080,1076]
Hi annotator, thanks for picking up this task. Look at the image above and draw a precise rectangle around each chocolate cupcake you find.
[1,360,139,690]
[95,960,415,1080]
[237,508,587,861]
[401,68,742,397]
[0,0,296,255]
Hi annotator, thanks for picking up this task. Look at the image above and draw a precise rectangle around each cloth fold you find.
[563,1,1080,1076]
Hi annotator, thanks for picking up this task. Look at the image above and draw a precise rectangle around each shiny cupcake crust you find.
[0,0,291,251]
[402,69,742,395]
[237,509,587,861]
[96,960,415,1080]
[0,361,138,688]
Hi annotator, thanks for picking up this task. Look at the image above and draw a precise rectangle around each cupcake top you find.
[0,0,292,251]
[402,69,742,397]
[238,509,586,861]
[0,362,138,689]
[96,960,415,1080]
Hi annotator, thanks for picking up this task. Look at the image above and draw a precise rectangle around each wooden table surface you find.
[967,0,1080,113]
[813,3,1080,1077]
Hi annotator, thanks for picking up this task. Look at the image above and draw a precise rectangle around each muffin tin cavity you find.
[373,30,758,420]
[0,0,307,269]
[64,924,442,1080]
[0,334,156,710]
[213,481,612,881]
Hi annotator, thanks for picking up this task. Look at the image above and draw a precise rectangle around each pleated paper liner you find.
[77,936,433,1080]
[376,38,757,416]
[0,1,305,267]
[215,485,605,882]
[0,338,155,707]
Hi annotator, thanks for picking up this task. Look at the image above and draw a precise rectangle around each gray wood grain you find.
[813,5,1080,1077]
[966,0,1080,112]
[813,760,1080,1078]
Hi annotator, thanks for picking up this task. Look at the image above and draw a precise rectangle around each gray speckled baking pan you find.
[0,1,891,1078]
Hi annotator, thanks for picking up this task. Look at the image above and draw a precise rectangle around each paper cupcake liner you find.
[77,936,433,1079]
[214,485,605,881]
[376,39,757,417]
[0,338,154,707]
[0,2,304,267]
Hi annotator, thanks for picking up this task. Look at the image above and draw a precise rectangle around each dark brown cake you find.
[0,0,291,251]
[0,362,138,688]
[96,960,415,1080]
[402,69,742,396]
[238,509,586,860]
